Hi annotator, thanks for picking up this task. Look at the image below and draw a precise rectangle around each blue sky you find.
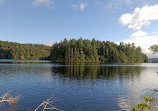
[0,0,158,57]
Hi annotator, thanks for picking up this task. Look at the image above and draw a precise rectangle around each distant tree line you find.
[0,41,51,60]
[49,38,150,63]
[0,39,150,63]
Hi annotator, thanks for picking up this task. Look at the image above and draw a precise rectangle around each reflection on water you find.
[0,60,158,111]
[51,65,144,110]
[52,65,142,80]
[117,95,131,111]
[0,59,51,64]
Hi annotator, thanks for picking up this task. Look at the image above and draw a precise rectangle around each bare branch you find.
[0,91,23,106]
[34,87,62,111]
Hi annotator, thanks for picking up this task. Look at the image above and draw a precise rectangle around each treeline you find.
[0,41,51,60]
[0,39,150,63]
[50,38,150,63]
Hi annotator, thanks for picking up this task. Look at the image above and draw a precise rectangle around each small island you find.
[50,38,150,63]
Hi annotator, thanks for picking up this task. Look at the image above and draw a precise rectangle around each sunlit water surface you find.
[0,60,158,111]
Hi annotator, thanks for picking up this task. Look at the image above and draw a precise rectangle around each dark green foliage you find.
[149,44,158,54]
[50,38,150,63]
[0,41,51,60]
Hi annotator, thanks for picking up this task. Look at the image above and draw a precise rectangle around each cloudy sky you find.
[0,0,158,57]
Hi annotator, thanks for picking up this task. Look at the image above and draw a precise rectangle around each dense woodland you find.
[0,39,150,63]
[50,38,150,63]
[0,41,51,60]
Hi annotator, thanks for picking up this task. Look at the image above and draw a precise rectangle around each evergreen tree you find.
[49,38,150,63]
[0,41,51,60]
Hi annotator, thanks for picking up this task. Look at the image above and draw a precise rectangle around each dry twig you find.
[0,90,22,106]
[34,88,62,111]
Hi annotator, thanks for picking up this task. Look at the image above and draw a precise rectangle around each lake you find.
[0,60,158,111]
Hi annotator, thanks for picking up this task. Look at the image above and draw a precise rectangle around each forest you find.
[0,39,151,63]
[0,41,51,60]
[49,38,150,63]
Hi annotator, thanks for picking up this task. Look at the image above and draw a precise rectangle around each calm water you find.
[0,60,158,111]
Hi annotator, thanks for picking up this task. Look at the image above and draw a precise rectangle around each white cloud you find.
[128,21,150,30]
[119,5,158,58]
[41,42,55,46]
[33,0,53,7]
[119,5,158,30]
[152,31,158,34]
[123,35,158,58]
[130,30,147,38]
[72,3,86,11]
